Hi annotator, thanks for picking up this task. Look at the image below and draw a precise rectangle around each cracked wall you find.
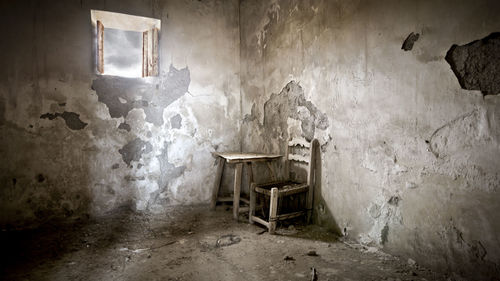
[2,0,500,278]
[0,0,240,227]
[240,0,500,279]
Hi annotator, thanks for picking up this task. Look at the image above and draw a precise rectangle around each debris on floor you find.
[0,205,449,281]
[306,250,318,256]
[215,234,241,247]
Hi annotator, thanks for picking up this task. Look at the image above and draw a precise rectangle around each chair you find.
[249,138,318,234]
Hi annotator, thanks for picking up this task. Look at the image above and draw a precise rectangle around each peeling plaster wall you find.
[240,0,500,278]
[0,0,240,227]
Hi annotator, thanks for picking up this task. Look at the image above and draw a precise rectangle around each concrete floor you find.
[0,205,448,281]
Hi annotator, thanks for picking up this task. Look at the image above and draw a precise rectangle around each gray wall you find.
[0,0,240,226]
[240,0,500,278]
[1,0,499,278]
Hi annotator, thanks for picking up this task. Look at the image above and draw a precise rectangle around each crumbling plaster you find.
[240,0,500,278]
[1,0,500,278]
[0,0,240,226]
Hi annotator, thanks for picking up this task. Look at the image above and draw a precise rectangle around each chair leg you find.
[233,163,243,221]
[269,187,279,234]
[249,183,256,224]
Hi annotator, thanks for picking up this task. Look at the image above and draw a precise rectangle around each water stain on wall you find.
[260,81,329,141]
[170,114,182,129]
[118,138,153,167]
[91,64,190,126]
[148,142,187,206]
[40,111,88,130]
[118,122,131,132]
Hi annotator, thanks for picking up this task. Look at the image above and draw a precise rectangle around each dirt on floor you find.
[0,205,449,281]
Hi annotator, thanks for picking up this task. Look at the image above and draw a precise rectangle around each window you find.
[90,10,160,78]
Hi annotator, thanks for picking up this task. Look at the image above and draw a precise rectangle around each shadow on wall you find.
[312,141,342,236]
[0,117,94,230]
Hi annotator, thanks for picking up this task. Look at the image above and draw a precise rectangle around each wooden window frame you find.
[91,10,160,78]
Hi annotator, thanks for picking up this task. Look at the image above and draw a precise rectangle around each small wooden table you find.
[211,152,282,220]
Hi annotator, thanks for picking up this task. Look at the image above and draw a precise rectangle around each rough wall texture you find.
[445,32,500,95]
[240,0,500,278]
[2,0,500,278]
[0,0,240,227]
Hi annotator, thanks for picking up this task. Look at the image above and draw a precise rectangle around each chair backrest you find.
[284,138,318,186]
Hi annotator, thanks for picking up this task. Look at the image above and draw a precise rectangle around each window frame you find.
[91,10,160,78]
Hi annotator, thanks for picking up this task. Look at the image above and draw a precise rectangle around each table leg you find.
[266,161,277,181]
[246,162,253,190]
[247,162,254,223]
[211,157,225,210]
[233,163,243,220]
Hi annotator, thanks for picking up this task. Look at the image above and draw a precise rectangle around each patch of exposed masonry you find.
[40,111,88,130]
[118,138,153,167]
[170,114,182,129]
[445,32,500,95]
[401,32,419,51]
[91,65,190,126]
[260,81,329,142]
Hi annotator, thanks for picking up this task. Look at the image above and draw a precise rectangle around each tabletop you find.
[213,152,282,163]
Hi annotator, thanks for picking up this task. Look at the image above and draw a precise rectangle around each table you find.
[210,152,282,220]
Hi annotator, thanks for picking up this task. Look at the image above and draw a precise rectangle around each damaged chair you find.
[249,138,319,234]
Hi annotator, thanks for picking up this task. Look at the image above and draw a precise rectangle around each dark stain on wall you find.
[40,111,88,130]
[445,32,500,95]
[149,142,187,206]
[170,114,182,129]
[91,65,190,126]
[0,96,5,126]
[242,103,257,123]
[36,174,45,183]
[118,138,153,166]
[388,195,400,206]
[124,175,146,182]
[111,163,120,169]
[118,122,131,132]
[401,32,419,51]
[381,224,389,244]
[157,142,186,189]
[263,81,328,141]
[440,220,499,279]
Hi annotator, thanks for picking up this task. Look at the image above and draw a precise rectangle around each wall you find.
[0,0,240,227]
[240,0,500,278]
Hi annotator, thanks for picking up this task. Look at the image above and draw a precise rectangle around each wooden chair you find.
[249,138,319,234]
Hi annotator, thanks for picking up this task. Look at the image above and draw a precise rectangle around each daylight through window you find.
[90,10,160,78]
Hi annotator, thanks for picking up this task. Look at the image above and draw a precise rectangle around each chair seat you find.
[249,138,319,234]
[254,181,309,197]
